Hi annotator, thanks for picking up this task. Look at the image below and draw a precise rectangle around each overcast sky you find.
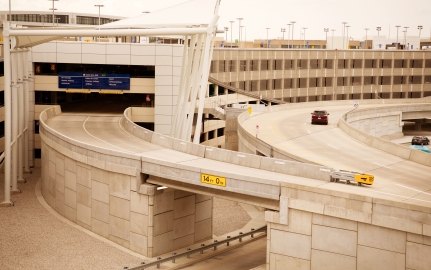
[1,0,430,41]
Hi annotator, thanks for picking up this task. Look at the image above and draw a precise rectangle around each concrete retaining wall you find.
[39,106,213,257]
[266,183,431,270]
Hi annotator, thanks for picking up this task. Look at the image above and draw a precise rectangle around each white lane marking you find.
[83,116,134,154]
[372,162,386,168]
[371,189,431,204]
[395,183,431,196]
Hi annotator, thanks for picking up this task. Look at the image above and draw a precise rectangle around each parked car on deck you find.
[411,136,430,145]
[311,110,329,125]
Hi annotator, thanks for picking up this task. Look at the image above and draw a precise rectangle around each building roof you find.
[100,0,219,29]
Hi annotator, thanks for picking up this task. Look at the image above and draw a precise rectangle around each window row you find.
[236,75,431,90]
[211,58,431,73]
[35,91,155,113]
[11,14,69,24]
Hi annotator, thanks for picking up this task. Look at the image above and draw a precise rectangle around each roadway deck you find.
[241,102,431,208]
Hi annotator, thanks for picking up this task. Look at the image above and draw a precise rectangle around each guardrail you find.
[208,76,286,105]
[123,226,267,270]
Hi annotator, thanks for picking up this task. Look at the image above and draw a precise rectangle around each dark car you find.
[411,136,430,145]
[311,110,329,125]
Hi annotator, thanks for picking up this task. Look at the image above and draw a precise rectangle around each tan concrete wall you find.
[39,106,213,257]
[225,108,245,151]
[265,183,431,270]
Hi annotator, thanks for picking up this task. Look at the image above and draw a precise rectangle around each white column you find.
[11,51,20,192]
[172,35,191,139]
[27,49,35,168]
[1,22,13,206]
[17,50,25,182]
[185,34,206,140]
[23,50,31,172]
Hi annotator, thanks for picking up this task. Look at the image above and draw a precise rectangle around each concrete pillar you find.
[17,50,25,183]
[224,108,245,151]
[27,50,35,168]
[1,22,13,206]
[140,182,213,257]
[11,51,20,193]
[23,50,31,173]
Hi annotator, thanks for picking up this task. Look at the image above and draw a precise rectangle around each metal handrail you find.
[123,226,267,270]
[208,76,286,105]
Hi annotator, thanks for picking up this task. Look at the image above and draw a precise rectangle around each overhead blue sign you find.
[59,72,130,90]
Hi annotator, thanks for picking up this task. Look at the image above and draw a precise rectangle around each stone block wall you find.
[265,183,431,270]
[41,141,213,257]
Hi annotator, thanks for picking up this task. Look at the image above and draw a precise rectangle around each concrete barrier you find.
[339,102,431,167]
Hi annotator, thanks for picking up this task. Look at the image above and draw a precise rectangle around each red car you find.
[311,110,329,125]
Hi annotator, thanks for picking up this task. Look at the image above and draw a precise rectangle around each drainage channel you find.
[122,226,267,270]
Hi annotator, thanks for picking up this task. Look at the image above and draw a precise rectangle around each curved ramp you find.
[40,107,333,210]
[238,99,431,207]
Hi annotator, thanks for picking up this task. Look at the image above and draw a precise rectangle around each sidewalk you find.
[0,168,265,270]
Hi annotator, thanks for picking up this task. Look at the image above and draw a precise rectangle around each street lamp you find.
[364,28,369,49]
[324,28,329,48]
[237,17,243,43]
[395,25,401,43]
[266,27,270,48]
[376,26,382,49]
[331,29,335,49]
[290,21,296,45]
[224,27,229,42]
[94,4,104,26]
[8,0,11,21]
[229,20,234,46]
[281,28,286,40]
[302,27,307,48]
[48,0,59,26]
[403,26,409,49]
[418,25,423,38]
[342,21,348,49]
[241,25,246,42]
[287,23,292,48]
[345,25,350,49]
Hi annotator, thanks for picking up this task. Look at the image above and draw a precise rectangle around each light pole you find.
[266,27,270,48]
[94,4,104,26]
[346,25,350,49]
[418,25,423,38]
[403,26,409,49]
[331,29,335,49]
[395,25,401,43]
[281,28,286,40]
[224,27,229,42]
[364,28,369,49]
[49,0,59,26]
[229,20,234,46]
[342,22,348,49]
[241,25,246,42]
[287,23,292,48]
[376,26,381,49]
[237,17,243,43]
[302,27,307,48]
[324,28,329,48]
[8,0,11,21]
[290,21,296,46]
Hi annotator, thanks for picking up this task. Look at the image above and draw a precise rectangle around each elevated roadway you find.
[239,99,431,208]
[39,100,431,269]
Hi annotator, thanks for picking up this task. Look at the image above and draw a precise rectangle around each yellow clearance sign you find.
[200,173,226,187]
